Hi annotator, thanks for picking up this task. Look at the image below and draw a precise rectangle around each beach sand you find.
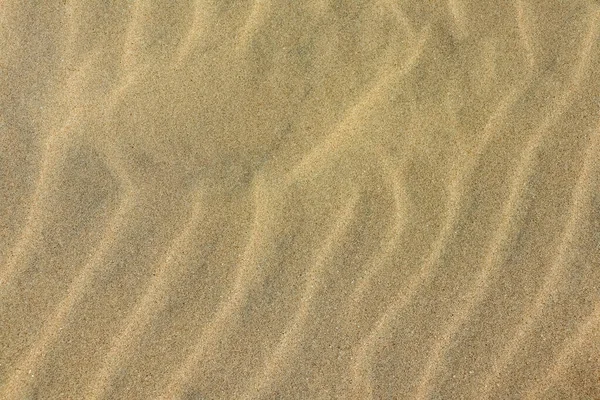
[1,0,600,398]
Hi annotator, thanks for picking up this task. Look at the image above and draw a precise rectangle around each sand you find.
[1,0,600,399]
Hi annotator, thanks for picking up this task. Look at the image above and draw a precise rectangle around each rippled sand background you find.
[1,1,600,399]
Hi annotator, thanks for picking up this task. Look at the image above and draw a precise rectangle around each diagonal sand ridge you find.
[2,1,600,398]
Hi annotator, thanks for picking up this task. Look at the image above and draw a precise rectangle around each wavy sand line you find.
[477,91,600,399]
[0,51,101,297]
[0,150,136,400]
[84,185,205,400]
[522,303,600,399]
[347,144,409,324]
[239,189,359,400]
[417,5,593,398]
[515,0,536,71]
[0,51,152,395]
[475,8,600,397]
[172,0,217,67]
[448,0,467,39]
[2,2,600,398]
[0,132,67,291]
[349,168,464,398]
[61,0,81,64]
[349,81,528,397]
[412,6,600,398]
[349,2,537,395]
[284,26,430,186]
[236,0,271,52]
[156,176,278,400]
[120,0,152,72]
[381,0,416,41]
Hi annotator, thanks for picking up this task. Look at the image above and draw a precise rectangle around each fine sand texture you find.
[2,1,600,399]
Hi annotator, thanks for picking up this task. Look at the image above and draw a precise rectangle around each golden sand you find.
[1,1,600,398]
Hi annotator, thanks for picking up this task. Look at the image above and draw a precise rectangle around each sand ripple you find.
[1,1,600,398]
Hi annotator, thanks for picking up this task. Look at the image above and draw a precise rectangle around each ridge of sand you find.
[2,1,600,399]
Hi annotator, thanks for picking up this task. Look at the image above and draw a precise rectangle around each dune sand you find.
[1,0,600,398]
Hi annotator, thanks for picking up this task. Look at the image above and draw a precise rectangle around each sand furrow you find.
[0,52,101,297]
[236,0,272,51]
[172,0,215,68]
[0,60,151,393]
[478,90,600,397]
[285,26,430,186]
[347,145,408,328]
[416,7,600,400]
[239,189,360,400]
[119,0,168,73]
[522,303,600,399]
[0,151,136,399]
[381,0,415,41]
[515,0,535,71]
[84,185,205,400]
[61,0,81,64]
[0,133,68,292]
[3,1,600,398]
[156,176,278,399]
[350,2,538,395]
[348,154,466,399]
[447,0,467,39]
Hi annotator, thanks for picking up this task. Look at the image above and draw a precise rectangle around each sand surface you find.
[1,1,600,399]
